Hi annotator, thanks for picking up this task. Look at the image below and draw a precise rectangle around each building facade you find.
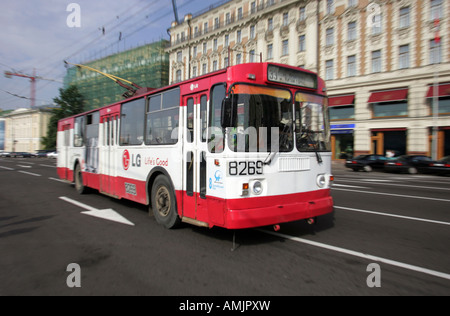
[64,40,170,111]
[3,107,53,153]
[167,0,450,159]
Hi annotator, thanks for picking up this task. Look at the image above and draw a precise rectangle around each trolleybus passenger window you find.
[120,98,145,146]
[146,88,180,145]
[209,84,226,153]
[74,116,85,147]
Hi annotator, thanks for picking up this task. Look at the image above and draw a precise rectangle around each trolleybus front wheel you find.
[151,175,181,229]
[74,163,87,195]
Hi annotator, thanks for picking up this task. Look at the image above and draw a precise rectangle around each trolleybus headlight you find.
[252,181,263,195]
[316,174,327,188]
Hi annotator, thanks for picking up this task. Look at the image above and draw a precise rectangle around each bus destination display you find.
[267,65,317,89]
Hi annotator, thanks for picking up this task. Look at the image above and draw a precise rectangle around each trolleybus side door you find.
[100,111,119,197]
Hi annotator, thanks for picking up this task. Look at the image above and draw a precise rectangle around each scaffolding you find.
[64,40,170,110]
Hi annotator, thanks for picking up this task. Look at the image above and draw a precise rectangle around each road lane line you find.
[336,179,450,191]
[17,170,41,177]
[40,164,56,168]
[332,188,450,202]
[335,206,450,226]
[0,166,14,171]
[49,177,69,183]
[59,196,98,212]
[333,184,369,189]
[17,165,32,168]
[259,229,450,281]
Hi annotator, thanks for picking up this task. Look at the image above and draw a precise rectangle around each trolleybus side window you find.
[200,95,207,142]
[146,88,180,145]
[74,116,85,147]
[120,97,145,146]
[85,111,99,173]
[187,98,194,143]
[209,84,226,153]
[295,92,331,152]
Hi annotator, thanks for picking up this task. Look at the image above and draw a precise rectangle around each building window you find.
[282,39,289,56]
[213,60,218,71]
[373,102,408,118]
[326,28,334,46]
[283,12,289,27]
[325,59,334,80]
[347,55,356,77]
[176,70,182,82]
[348,0,357,8]
[267,44,273,59]
[226,12,231,25]
[372,13,382,35]
[430,0,443,20]
[215,17,220,30]
[213,39,218,51]
[430,39,442,64]
[299,7,306,21]
[327,0,335,15]
[202,63,207,75]
[224,34,229,47]
[192,66,197,78]
[250,25,255,40]
[299,35,306,52]
[236,53,242,65]
[268,18,273,31]
[399,44,409,69]
[203,42,207,55]
[249,50,256,63]
[237,7,243,20]
[399,7,410,28]
[348,22,356,41]
[193,46,197,57]
[251,1,256,14]
[204,22,208,34]
[372,50,382,73]
[224,57,229,68]
[330,106,355,120]
[176,51,182,63]
[237,30,241,43]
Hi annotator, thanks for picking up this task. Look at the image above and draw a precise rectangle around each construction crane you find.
[4,69,37,107]
[64,61,153,99]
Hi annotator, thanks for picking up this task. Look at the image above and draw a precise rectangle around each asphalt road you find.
[0,157,449,296]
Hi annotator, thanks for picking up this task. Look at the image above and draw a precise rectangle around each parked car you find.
[345,154,388,172]
[384,155,434,174]
[428,156,450,175]
[10,152,33,158]
[47,151,58,159]
[34,149,54,158]
[0,152,11,158]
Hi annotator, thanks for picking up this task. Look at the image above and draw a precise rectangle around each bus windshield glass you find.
[295,92,331,152]
[228,84,293,153]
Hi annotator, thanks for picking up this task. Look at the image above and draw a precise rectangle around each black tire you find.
[151,175,181,229]
[74,164,87,194]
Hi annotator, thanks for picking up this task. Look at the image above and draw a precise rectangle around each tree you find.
[42,85,84,149]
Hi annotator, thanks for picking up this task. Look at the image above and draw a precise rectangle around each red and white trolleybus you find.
[57,63,333,229]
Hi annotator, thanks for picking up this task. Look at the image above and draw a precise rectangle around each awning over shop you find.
[368,88,408,103]
[426,83,450,98]
[329,94,355,107]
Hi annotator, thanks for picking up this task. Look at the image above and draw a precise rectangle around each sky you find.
[0,0,209,111]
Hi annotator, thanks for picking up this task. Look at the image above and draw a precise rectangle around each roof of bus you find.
[58,62,325,124]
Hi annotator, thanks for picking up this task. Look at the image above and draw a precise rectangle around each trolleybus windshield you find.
[227,84,293,153]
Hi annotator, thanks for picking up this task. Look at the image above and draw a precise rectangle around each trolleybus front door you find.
[183,93,208,223]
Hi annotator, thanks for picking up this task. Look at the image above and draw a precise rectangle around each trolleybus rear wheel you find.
[151,175,181,229]
[74,164,86,195]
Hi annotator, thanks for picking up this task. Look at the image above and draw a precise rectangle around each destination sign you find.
[267,65,317,89]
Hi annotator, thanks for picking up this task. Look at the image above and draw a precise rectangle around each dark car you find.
[10,152,33,158]
[429,156,450,175]
[384,155,434,174]
[345,154,387,172]
[34,149,54,158]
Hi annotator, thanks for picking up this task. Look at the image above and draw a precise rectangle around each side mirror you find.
[220,97,233,128]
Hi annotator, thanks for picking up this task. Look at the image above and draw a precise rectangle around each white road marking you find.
[16,165,32,168]
[337,179,450,191]
[40,164,56,168]
[335,206,450,226]
[0,166,14,171]
[332,188,450,202]
[17,170,41,177]
[259,229,450,281]
[333,184,369,189]
[59,196,135,226]
[49,177,69,183]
